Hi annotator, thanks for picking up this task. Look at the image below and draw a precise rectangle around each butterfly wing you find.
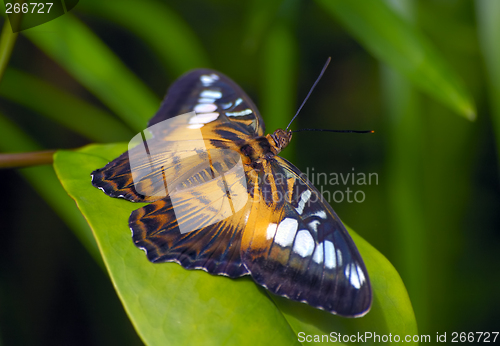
[241,156,372,317]
[130,148,252,277]
[92,69,264,203]
[131,198,251,277]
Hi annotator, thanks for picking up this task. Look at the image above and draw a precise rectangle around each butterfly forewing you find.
[92,70,265,203]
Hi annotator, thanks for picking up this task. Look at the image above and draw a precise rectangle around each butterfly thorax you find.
[238,129,292,170]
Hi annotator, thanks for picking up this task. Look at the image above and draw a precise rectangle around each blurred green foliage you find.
[0,0,499,344]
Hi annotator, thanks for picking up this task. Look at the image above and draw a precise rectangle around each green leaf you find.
[54,143,417,345]
[0,68,134,143]
[0,18,18,83]
[79,0,211,75]
[476,0,500,165]
[23,14,159,131]
[315,0,476,121]
[242,0,283,54]
[381,64,429,331]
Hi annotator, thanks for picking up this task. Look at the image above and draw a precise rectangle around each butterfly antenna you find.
[286,57,331,131]
[292,129,374,134]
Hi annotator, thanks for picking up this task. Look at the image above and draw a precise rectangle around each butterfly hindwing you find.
[130,145,254,277]
[130,194,252,278]
[241,157,372,317]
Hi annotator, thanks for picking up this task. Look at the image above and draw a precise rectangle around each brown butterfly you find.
[91,69,372,317]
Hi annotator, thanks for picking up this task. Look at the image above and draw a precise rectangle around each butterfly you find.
[91,68,372,317]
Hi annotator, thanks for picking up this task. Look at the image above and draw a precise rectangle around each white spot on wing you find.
[200,90,222,99]
[198,97,215,103]
[274,218,298,247]
[302,189,312,202]
[324,241,336,269]
[295,189,312,215]
[188,112,219,125]
[234,98,243,106]
[357,264,366,286]
[293,230,314,257]
[345,264,362,289]
[226,109,253,117]
[336,249,343,266]
[194,103,217,113]
[200,76,213,85]
[313,210,327,219]
[312,242,324,264]
[266,222,277,240]
[309,220,320,233]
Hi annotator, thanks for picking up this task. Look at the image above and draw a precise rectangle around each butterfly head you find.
[270,128,292,154]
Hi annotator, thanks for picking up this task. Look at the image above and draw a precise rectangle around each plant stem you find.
[0,150,56,169]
